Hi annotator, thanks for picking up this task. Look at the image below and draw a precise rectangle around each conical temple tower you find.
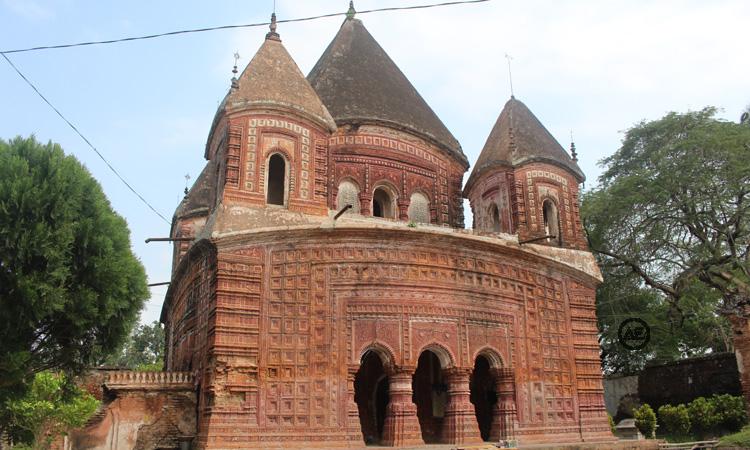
[464,97,587,249]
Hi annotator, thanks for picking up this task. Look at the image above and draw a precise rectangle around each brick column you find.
[441,368,482,445]
[347,366,364,443]
[359,192,373,216]
[489,367,517,443]
[382,369,423,447]
[397,198,409,221]
[728,310,750,417]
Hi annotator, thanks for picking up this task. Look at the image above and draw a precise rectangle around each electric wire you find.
[0,0,490,54]
[1,52,172,225]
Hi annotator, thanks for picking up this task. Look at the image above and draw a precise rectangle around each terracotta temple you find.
[70,6,614,450]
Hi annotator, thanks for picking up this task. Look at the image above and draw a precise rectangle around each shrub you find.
[658,404,691,436]
[634,403,657,438]
[608,414,616,434]
[688,397,720,435]
[711,394,748,432]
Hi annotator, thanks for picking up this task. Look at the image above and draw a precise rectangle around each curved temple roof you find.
[308,16,467,167]
[466,97,584,190]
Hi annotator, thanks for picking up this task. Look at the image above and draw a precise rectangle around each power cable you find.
[1,52,172,225]
[0,0,490,54]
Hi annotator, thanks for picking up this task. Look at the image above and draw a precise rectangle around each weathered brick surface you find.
[62,371,196,450]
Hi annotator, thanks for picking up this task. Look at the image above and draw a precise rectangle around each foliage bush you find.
[712,394,748,432]
[634,403,657,438]
[608,414,616,434]
[688,396,720,435]
[658,404,691,436]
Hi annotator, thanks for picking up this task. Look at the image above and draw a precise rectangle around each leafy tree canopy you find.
[583,108,750,372]
[4,371,99,450]
[0,136,148,402]
[106,320,164,371]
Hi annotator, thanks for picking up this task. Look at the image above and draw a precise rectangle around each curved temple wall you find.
[164,221,611,448]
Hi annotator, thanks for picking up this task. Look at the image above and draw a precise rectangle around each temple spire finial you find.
[266,12,280,40]
[570,131,578,162]
[346,1,356,19]
[231,52,240,89]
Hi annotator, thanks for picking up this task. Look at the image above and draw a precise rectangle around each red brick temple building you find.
[71,8,613,450]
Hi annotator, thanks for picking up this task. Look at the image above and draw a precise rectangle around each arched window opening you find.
[470,355,497,442]
[354,350,389,446]
[412,350,447,443]
[490,204,501,233]
[372,187,394,219]
[336,180,360,214]
[267,154,286,206]
[408,192,430,223]
[542,199,561,244]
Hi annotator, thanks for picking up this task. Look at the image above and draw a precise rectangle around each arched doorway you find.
[412,350,447,443]
[354,350,390,445]
[470,355,497,441]
[372,187,395,218]
[267,154,286,206]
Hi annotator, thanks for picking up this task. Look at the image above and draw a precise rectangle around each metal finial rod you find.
[505,53,514,98]
[232,52,240,75]
[347,1,356,19]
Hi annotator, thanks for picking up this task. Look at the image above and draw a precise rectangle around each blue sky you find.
[2,0,748,325]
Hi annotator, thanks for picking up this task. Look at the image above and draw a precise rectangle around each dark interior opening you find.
[267,154,285,205]
[355,351,389,445]
[412,350,446,443]
[470,355,497,441]
[491,204,501,232]
[372,187,393,218]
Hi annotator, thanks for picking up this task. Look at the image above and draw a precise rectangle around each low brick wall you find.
[638,353,741,410]
[62,370,196,450]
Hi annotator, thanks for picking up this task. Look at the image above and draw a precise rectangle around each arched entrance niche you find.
[470,351,502,441]
[354,348,392,445]
[470,348,517,443]
[412,346,452,443]
[266,153,287,206]
[372,185,397,219]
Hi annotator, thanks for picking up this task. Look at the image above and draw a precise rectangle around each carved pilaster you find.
[490,367,518,443]
[441,368,482,445]
[382,369,424,447]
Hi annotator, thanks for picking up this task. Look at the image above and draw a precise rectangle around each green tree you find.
[5,371,99,450]
[107,320,165,370]
[0,136,148,403]
[582,108,750,371]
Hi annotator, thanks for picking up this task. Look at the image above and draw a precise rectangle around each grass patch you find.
[718,425,750,447]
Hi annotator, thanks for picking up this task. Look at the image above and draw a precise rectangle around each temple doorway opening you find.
[412,350,447,443]
[267,153,286,206]
[470,355,497,441]
[354,350,390,445]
